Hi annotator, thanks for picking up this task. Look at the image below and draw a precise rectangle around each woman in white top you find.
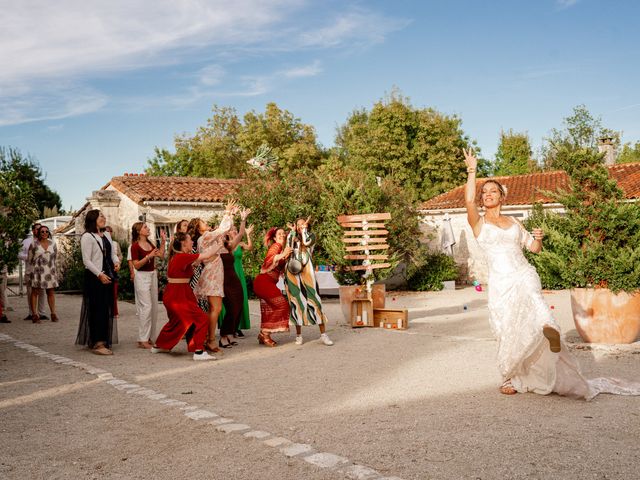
[463,148,640,399]
[75,209,121,355]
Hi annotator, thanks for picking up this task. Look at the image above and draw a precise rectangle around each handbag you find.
[287,258,303,275]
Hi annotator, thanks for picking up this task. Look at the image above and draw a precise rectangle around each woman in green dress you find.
[218,223,254,338]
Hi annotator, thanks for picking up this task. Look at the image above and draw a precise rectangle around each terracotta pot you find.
[338,285,385,324]
[570,288,640,344]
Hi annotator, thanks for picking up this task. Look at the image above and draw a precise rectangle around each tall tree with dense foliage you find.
[617,141,640,164]
[0,147,62,216]
[146,103,324,178]
[492,129,537,176]
[0,168,38,273]
[542,105,620,170]
[334,90,483,201]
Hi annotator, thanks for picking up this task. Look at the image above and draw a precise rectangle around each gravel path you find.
[1,288,639,479]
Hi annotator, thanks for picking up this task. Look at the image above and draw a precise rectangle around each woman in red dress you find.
[151,232,219,361]
[252,227,292,347]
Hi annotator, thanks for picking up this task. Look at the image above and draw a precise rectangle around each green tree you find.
[542,105,620,169]
[0,169,38,273]
[238,103,324,173]
[236,165,421,286]
[334,90,484,201]
[0,147,62,216]
[617,141,640,164]
[492,129,537,176]
[146,103,324,178]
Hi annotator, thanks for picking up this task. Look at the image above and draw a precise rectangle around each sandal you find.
[93,345,113,356]
[500,380,517,395]
[32,315,41,324]
[137,341,152,349]
[51,314,59,322]
[543,326,561,353]
[258,333,277,347]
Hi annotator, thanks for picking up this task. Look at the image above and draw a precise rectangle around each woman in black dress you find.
[76,210,121,355]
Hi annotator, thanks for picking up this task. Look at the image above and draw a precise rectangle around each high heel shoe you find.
[219,339,232,349]
[258,332,277,347]
[234,330,245,338]
[205,342,222,354]
[227,336,238,346]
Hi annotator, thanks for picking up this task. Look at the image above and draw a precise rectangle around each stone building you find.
[57,175,243,244]
[419,162,640,283]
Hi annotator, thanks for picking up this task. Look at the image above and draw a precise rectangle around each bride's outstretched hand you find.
[463,147,477,171]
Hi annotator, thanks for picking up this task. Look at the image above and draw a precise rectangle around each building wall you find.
[419,204,564,284]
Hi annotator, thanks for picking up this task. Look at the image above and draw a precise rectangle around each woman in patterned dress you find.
[192,201,237,351]
[284,218,333,346]
[253,228,292,347]
[28,225,59,323]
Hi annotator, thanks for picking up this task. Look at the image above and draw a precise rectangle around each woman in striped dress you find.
[285,218,333,346]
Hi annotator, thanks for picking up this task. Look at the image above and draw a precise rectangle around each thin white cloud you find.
[556,0,580,9]
[282,60,323,78]
[0,0,407,125]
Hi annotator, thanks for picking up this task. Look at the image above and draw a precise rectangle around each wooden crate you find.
[373,308,408,330]
[351,299,374,328]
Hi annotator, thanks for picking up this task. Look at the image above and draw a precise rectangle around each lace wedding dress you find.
[476,217,640,400]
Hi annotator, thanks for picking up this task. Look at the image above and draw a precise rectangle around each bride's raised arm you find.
[463,148,481,233]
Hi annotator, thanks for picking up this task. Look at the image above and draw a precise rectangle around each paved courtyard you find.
[1,288,639,479]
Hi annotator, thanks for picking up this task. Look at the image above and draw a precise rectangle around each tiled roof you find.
[422,162,640,210]
[109,175,244,203]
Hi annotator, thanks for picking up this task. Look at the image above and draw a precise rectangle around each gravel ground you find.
[1,288,639,480]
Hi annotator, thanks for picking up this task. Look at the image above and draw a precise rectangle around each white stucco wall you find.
[419,204,564,284]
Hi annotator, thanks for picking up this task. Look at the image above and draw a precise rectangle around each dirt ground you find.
[1,288,639,480]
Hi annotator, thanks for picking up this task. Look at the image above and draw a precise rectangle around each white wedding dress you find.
[476,216,640,400]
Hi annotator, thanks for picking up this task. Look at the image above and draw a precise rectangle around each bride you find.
[463,148,640,399]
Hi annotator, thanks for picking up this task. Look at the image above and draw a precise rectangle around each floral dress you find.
[193,213,232,299]
[29,240,59,289]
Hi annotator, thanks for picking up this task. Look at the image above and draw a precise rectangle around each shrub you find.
[523,148,640,293]
[405,247,459,291]
[236,165,421,286]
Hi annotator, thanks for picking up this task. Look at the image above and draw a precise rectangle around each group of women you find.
[75,200,332,359]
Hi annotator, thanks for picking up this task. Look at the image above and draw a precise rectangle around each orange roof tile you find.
[109,176,244,203]
[422,163,640,210]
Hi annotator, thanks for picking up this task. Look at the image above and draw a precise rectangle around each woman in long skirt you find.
[232,224,253,337]
[217,210,250,347]
[76,210,120,355]
[285,218,333,346]
[253,228,291,347]
[151,232,218,361]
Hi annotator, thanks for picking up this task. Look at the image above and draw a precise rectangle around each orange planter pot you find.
[571,288,640,344]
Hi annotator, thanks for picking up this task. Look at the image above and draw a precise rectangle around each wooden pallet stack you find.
[337,212,408,330]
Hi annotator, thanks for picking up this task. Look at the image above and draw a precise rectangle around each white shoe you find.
[193,351,216,361]
[320,334,334,346]
[295,336,304,345]
[150,346,171,354]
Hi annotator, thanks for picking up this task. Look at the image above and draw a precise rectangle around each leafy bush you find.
[405,247,459,291]
[56,237,84,291]
[524,148,640,293]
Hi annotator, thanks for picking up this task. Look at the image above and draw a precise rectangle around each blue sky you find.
[2,0,639,212]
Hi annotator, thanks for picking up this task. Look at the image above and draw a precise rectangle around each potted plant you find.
[524,146,640,343]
